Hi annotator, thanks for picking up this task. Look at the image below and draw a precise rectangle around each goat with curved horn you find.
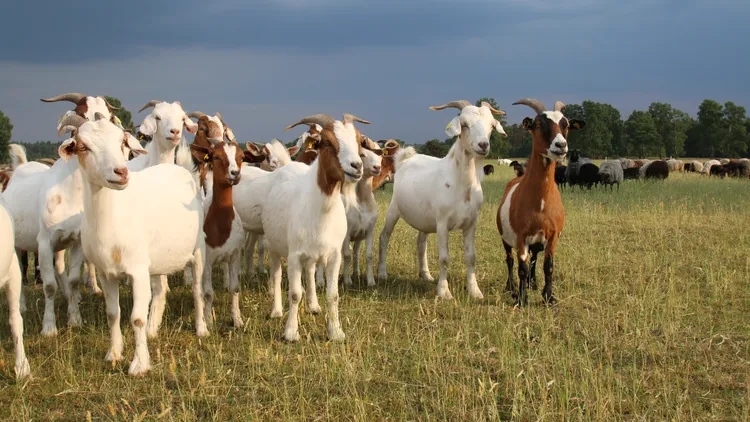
[284,114,334,131]
[512,98,547,115]
[481,101,506,115]
[103,98,121,111]
[56,114,87,136]
[342,114,371,125]
[94,112,107,121]
[554,101,565,112]
[429,100,472,111]
[138,100,162,113]
[40,93,87,104]
[188,111,207,119]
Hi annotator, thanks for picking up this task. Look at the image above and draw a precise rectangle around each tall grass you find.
[1,162,748,420]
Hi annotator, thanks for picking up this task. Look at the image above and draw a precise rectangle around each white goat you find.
[128,100,198,172]
[0,197,30,379]
[3,93,124,335]
[59,114,206,376]
[261,113,366,342]
[240,140,298,279]
[378,100,506,300]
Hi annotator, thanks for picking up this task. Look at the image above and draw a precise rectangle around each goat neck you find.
[204,171,235,248]
[447,132,480,188]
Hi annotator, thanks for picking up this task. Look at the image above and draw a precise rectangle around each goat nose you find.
[114,167,128,178]
[231,170,240,177]
[555,140,567,148]
[170,128,180,135]
[374,165,381,172]
[479,142,489,150]
[351,161,362,171]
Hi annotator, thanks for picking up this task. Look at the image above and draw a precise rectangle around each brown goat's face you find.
[191,141,243,186]
[523,112,585,161]
[197,115,225,141]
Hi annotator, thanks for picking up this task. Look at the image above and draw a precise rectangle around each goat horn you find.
[343,113,371,125]
[138,100,162,113]
[554,101,565,112]
[56,114,87,136]
[512,98,547,115]
[57,125,79,137]
[94,112,107,121]
[215,112,223,122]
[429,100,471,111]
[103,98,121,110]
[284,114,334,131]
[481,101,506,115]
[41,93,87,104]
[188,111,207,119]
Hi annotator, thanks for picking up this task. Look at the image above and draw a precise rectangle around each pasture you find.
[1,161,749,420]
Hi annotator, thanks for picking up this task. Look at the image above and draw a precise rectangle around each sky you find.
[1,0,747,144]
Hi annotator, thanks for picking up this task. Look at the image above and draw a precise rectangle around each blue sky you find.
[1,0,747,143]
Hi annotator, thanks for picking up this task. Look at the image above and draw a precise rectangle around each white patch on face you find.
[223,144,239,175]
[361,148,382,176]
[542,111,564,125]
[207,116,225,139]
[500,183,519,247]
[333,121,362,180]
[83,97,111,122]
[540,199,545,212]
[314,124,322,132]
[548,133,568,158]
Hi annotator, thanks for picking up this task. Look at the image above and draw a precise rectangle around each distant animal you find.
[684,161,703,173]
[509,160,525,177]
[565,149,591,187]
[723,160,750,178]
[598,160,624,191]
[644,160,669,179]
[483,164,495,176]
[623,167,640,180]
[710,164,728,178]
[666,159,683,172]
[497,158,512,165]
[578,162,600,189]
[554,164,567,189]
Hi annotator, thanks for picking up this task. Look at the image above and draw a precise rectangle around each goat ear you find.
[138,114,157,136]
[190,144,212,163]
[493,119,507,137]
[245,142,263,157]
[444,116,462,138]
[184,116,198,134]
[287,145,300,156]
[58,138,77,160]
[124,133,147,156]
[522,117,534,131]
[262,145,272,157]
[569,119,586,130]
[224,127,236,142]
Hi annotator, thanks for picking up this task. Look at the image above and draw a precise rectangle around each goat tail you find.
[9,144,28,171]
[394,146,417,173]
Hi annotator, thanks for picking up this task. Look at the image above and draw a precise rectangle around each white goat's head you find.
[137,100,198,149]
[260,140,299,171]
[58,113,147,190]
[41,92,122,136]
[430,100,507,158]
[284,113,368,186]
[359,135,383,177]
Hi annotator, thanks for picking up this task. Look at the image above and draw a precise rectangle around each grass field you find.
[1,161,749,420]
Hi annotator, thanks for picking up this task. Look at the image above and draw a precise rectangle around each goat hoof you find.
[530,281,538,291]
[436,289,453,301]
[196,326,210,338]
[15,359,31,380]
[68,313,82,327]
[41,325,58,337]
[233,317,245,328]
[543,295,557,306]
[269,309,283,319]
[283,330,300,342]
[367,278,376,287]
[328,328,346,342]
[307,303,322,315]
[128,357,151,376]
[420,272,434,282]
[105,349,123,362]
[468,288,484,300]
[377,270,388,281]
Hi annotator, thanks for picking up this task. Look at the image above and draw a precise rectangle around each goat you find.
[684,161,703,173]
[723,160,750,178]
[189,138,246,330]
[256,141,300,172]
[496,98,585,306]
[372,139,401,190]
[3,92,124,336]
[709,164,728,178]
[483,164,495,176]
[293,124,323,164]
[59,114,206,375]
[623,167,641,180]
[645,160,669,179]
[703,159,721,175]
[498,158,513,165]
[378,100,506,300]
[0,197,30,379]
[263,113,367,342]
[666,159,683,172]
[509,160,526,177]
[578,163,600,189]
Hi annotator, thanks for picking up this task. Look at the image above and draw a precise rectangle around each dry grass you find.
[1,161,749,420]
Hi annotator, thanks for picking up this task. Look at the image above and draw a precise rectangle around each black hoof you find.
[542,295,557,306]
[530,280,538,291]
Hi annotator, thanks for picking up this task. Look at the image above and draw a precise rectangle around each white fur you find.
[542,110,564,124]
[262,139,295,171]
[0,198,30,379]
[378,103,505,300]
[3,100,115,336]
[499,183,519,248]
[9,144,28,171]
[261,118,363,342]
[129,102,197,172]
[63,119,206,376]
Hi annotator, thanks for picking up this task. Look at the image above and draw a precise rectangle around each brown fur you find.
[496,106,584,305]
[295,125,323,165]
[195,140,244,248]
[315,124,362,196]
[372,140,400,190]
[0,171,10,192]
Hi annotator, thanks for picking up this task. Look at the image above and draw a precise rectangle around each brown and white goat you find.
[188,138,246,330]
[496,99,585,306]
[372,139,401,190]
[293,124,324,164]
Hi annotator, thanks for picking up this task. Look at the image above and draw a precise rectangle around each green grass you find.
[1,162,749,420]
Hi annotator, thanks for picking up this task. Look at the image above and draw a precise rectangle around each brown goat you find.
[372,139,401,190]
[496,99,585,306]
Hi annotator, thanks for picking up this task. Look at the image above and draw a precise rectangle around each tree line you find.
[2,97,748,163]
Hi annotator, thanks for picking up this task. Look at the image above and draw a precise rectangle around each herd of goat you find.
[500,152,750,191]
[0,93,745,381]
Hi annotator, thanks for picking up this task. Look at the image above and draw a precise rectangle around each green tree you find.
[721,101,748,157]
[564,101,617,157]
[475,97,511,158]
[684,99,724,157]
[0,110,13,163]
[104,96,135,132]
[506,123,532,158]
[420,139,450,157]
[623,111,662,157]
[648,102,692,157]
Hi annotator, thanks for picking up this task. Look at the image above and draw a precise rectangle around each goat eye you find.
[79,144,89,152]
[155,116,161,121]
